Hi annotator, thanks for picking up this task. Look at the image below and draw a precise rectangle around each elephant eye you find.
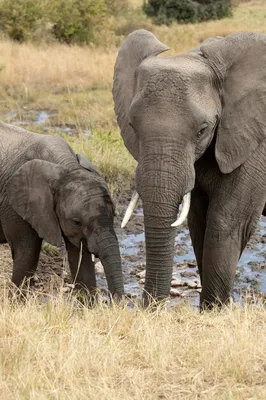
[73,219,82,227]
[197,124,208,139]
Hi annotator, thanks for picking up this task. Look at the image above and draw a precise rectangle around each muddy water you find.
[4,110,92,137]
[114,210,266,306]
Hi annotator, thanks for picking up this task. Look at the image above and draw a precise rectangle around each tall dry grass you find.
[0,42,116,90]
[0,0,265,93]
[1,293,266,399]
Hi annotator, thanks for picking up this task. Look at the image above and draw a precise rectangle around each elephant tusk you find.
[91,254,95,262]
[171,192,191,227]
[121,190,139,228]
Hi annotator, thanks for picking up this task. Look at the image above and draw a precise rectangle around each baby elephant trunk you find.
[89,228,124,299]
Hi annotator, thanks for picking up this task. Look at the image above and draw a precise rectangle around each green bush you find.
[0,0,128,44]
[105,0,129,17]
[0,0,45,42]
[144,0,197,24]
[143,0,232,25]
[48,0,107,45]
[197,0,232,22]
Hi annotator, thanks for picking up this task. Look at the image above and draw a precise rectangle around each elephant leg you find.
[187,188,208,282]
[3,219,43,287]
[64,237,96,294]
[200,179,265,309]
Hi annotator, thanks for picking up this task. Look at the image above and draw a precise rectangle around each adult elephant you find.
[0,121,124,300]
[113,30,266,308]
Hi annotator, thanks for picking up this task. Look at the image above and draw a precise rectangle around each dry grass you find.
[64,131,137,196]
[0,292,266,400]
[0,0,265,111]
[0,42,117,127]
[0,1,265,88]
[0,42,118,135]
[128,0,144,9]
[0,2,266,398]
[0,42,115,89]
[0,41,136,195]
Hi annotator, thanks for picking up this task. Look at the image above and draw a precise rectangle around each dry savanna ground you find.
[1,1,266,399]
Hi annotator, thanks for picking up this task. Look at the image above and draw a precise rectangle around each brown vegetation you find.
[1,293,266,399]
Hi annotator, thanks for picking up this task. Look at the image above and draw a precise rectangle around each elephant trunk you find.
[143,213,177,303]
[95,229,124,298]
[137,150,195,303]
[141,197,179,303]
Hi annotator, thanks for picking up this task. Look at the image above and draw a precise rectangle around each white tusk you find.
[91,254,95,262]
[171,192,191,227]
[121,190,139,228]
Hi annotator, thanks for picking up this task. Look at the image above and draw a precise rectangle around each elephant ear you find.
[76,153,99,175]
[190,36,224,53]
[113,29,169,161]
[201,32,266,174]
[6,160,67,247]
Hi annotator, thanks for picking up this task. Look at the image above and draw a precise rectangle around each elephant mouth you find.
[80,238,98,259]
[121,190,191,228]
[91,252,99,262]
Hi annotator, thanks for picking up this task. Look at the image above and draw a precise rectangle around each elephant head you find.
[113,30,266,303]
[6,155,124,297]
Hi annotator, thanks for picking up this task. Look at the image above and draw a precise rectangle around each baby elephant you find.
[0,121,124,298]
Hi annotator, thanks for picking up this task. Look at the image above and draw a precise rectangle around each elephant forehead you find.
[62,179,106,199]
[136,55,211,99]
[140,54,210,75]
[61,189,112,216]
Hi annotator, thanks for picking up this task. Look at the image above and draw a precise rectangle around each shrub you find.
[197,0,232,22]
[144,0,198,24]
[48,0,129,45]
[143,0,232,25]
[0,0,45,42]
[105,0,129,17]
[49,0,107,45]
[0,0,126,44]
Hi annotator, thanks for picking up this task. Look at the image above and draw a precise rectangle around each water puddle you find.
[114,213,266,306]
[3,110,92,137]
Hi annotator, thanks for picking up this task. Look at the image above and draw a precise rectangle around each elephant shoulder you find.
[0,121,40,165]
[0,120,36,144]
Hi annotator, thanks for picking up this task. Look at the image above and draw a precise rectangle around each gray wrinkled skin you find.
[113,30,266,309]
[0,121,124,298]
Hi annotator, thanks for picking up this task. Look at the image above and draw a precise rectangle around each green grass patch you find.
[63,128,136,198]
